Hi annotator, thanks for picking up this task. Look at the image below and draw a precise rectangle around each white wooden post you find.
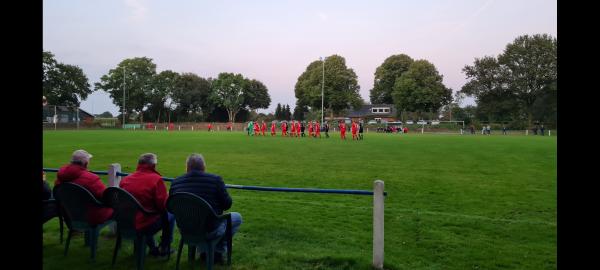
[373,180,385,269]
[549,130,551,136]
[178,126,181,131]
[526,130,528,136]
[192,126,194,131]
[107,163,122,235]
[218,126,220,131]
[154,126,157,131]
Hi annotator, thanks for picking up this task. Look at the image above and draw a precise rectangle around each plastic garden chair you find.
[167,192,233,270]
[42,198,64,244]
[53,183,114,262]
[103,187,159,270]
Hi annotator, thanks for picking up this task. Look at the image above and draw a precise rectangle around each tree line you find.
[43,33,556,128]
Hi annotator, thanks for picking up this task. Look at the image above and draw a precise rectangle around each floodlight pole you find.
[321,56,325,124]
[122,67,126,129]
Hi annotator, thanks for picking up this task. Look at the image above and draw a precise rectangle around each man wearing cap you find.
[119,153,174,257]
[55,150,114,225]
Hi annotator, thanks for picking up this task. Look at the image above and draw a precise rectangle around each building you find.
[43,105,94,124]
[346,104,398,123]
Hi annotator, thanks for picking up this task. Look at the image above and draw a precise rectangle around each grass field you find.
[42,130,557,270]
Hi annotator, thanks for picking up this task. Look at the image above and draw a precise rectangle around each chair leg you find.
[207,244,214,270]
[90,228,99,262]
[137,235,146,270]
[175,240,184,270]
[64,230,72,256]
[112,234,121,266]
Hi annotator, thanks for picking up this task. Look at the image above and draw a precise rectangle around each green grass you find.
[43,130,556,269]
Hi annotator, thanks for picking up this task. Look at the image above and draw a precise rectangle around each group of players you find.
[247,120,364,140]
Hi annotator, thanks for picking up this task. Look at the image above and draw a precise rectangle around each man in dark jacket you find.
[55,150,113,225]
[170,153,242,263]
[120,153,174,257]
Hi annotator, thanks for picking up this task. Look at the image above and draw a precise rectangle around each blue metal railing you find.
[43,168,387,196]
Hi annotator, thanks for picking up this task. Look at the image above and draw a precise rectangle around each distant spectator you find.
[502,125,508,135]
[540,125,545,136]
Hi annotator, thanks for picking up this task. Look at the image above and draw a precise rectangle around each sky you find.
[43,0,557,116]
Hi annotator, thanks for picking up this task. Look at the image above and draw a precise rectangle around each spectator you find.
[540,124,545,136]
[359,122,364,140]
[487,125,491,135]
[55,150,113,225]
[324,122,330,138]
[119,153,174,257]
[470,125,475,135]
[170,154,242,264]
[502,125,508,135]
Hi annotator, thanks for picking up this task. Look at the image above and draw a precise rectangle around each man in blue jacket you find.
[169,153,242,263]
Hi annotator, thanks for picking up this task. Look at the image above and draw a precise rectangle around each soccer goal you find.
[417,120,466,134]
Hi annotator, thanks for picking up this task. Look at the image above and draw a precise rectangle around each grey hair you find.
[138,153,158,165]
[71,149,93,166]
[186,153,206,171]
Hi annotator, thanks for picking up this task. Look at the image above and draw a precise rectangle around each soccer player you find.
[227,122,232,131]
[351,121,358,140]
[300,122,305,137]
[295,121,301,138]
[247,121,253,136]
[281,121,287,137]
[358,121,364,140]
[339,121,346,140]
[315,121,321,138]
[207,122,212,132]
[270,121,276,136]
[254,121,260,136]
[291,120,296,137]
[261,121,267,136]
[324,122,329,138]
[308,121,313,137]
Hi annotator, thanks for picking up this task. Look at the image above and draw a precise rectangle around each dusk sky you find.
[43,0,557,116]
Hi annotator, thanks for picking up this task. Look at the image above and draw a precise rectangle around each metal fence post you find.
[373,180,385,269]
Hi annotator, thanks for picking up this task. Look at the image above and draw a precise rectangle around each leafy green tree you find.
[244,79,271,110]
[172,73,213,122]
[370,54,414,104]
[211,72,248,123]
[95,111,114,118]
[43,51,92,106]
[295,55,362,117]
[149,70,180,123]
[275,103,282,120]
[293,103,306,120]
[95,57,157,123]
[392,60,452,119]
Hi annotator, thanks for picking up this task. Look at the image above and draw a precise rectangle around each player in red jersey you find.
[295,121,301,137]
[281,122,287,136]
[271,122,276,136]
[339,121,346,140]
[308,121,313,137]
[315,121,321,138]
[290,120,296,137]
[351,121,358,140]
[207,123,213,132]
[254,121,260,136]
[261,121,267,136]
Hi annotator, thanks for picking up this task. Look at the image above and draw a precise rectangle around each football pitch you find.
[42,130,557,269]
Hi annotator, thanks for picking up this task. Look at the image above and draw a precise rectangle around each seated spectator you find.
[170,153,242,263]
[55,150,113,225]
[42,172,51,200]
[119,153,174,257]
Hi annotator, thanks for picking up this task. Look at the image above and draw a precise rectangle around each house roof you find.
[347,104,397,118]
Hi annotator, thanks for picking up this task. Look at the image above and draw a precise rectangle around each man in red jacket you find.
[55,149,113,225]
[119,153,174,257]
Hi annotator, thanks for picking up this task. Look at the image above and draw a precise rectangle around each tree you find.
[172,73,213,122]
[498,34,557,128]
[370,54,414,104]
[43,51,92,107]
[392,60,452,119]
[275,103,282,120]
[95,57,157,123]
[295,55,362,117]
[461,34,557,128]
[293,104,307,120]
[148,70,180,123]
[244,79,271,111]
[211,72,248,123]
[285,104,292,120]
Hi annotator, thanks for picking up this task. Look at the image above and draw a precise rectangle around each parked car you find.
[406,120,414,124]
[417,120,427,125]
[368,120,377,125]
[431,121,440,125]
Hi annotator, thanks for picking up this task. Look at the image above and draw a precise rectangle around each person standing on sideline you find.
[261,121,267,136]
[486,125,491,135]
[207,123,213,132]
[300,122,306,137]
[324,122,329,138]
[359,121,364,140]
[502,125,508,135]
[540,124,545,136]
